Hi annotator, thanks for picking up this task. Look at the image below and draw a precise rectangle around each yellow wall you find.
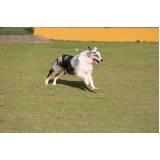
[34,28,159,42]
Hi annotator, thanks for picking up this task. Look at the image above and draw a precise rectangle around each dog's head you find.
[87,46,103,65]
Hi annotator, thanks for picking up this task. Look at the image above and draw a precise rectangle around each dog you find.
[44,46,103,91]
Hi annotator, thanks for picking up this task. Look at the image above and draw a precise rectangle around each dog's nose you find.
[101,59,103,62]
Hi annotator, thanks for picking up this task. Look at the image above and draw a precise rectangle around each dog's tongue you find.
[93,59,99,65]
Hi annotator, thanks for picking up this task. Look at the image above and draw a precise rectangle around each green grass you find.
[0,27,33,34]
[0,41,158,132]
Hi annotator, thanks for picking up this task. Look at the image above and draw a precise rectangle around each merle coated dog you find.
[44,46,103,91]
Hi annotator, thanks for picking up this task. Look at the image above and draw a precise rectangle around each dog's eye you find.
[94,55,99,58]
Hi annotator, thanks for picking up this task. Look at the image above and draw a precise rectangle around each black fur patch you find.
[59,55,75,74]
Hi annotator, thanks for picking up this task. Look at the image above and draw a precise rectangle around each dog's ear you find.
[87,51,92,57]
[88,46,92,50]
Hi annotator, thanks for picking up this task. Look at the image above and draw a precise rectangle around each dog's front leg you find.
[88,74,98,90]
[76,72,90,88]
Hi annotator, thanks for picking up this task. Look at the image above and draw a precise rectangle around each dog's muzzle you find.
[93,58,103,65]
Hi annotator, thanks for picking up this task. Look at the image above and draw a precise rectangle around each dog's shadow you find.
[48,79,88,91]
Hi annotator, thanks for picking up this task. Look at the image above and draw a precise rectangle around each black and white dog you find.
[44,46,103,91]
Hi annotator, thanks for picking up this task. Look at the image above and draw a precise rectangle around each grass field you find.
[0,41,158,132]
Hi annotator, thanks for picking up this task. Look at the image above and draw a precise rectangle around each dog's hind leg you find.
[44,69,53,85]
[53,71,63,86]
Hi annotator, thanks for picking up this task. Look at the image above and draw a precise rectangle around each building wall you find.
[34,28,159,42]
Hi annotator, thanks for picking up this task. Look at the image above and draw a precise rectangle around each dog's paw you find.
[93,89,98,93]
[91,87,98,93]
[52,83,57,86]
[44,79,49,86]
[88,88,98,93]
[86,85,98,93]
[44,82,48,86]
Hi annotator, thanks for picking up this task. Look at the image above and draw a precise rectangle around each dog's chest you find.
[76,59,93,73]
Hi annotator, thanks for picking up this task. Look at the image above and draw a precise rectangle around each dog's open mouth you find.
[93,58,100,65]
